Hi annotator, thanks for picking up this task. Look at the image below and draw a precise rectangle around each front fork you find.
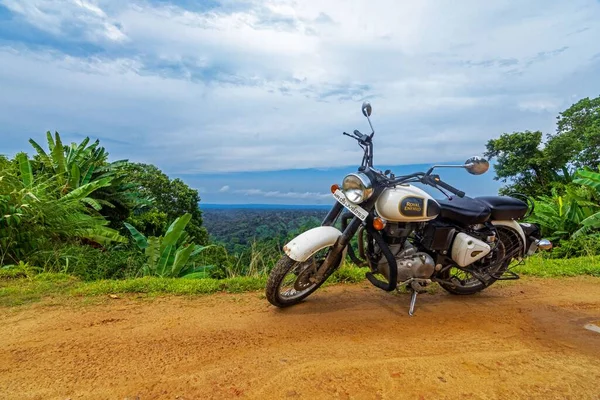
[316,201,399,292]
[313,203,362,282]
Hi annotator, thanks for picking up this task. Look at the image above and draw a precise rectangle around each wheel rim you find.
[277,247,330,300]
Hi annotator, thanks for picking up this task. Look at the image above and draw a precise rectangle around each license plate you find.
[333,189,369,221]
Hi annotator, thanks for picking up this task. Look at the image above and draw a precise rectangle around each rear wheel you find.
[266,246,340,308]
[438,227,522,295]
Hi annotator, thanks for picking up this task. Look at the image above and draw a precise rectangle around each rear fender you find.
[284,226,346,262]
[491,220,526,255]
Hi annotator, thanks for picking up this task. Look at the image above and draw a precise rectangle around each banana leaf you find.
[16,153,33,188]
[162,213,192,249]
[52,132,67,184]
[69,163,81,189]
[124,222,148,249]
[171,244,195,277]
[59,177,112,202]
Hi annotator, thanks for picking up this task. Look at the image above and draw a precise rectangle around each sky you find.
[0,0,599,205]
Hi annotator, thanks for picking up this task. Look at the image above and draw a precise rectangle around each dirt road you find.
[1,277,600,399]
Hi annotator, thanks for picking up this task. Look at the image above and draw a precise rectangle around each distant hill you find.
[201,203,331,210]
[202,206,328,252]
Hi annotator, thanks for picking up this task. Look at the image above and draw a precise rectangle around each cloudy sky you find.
[1,0,599,204]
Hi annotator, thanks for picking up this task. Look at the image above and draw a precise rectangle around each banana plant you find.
[529,186,599,240]
[125,213,213,278]
[573,169,600,232]
[29,131,150,218]
[1,155,127,264]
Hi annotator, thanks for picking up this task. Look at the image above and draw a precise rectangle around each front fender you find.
[284,226,345,262]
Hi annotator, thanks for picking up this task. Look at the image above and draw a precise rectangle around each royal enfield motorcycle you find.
[266,102,552,315]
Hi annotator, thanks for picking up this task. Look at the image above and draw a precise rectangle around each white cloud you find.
[0,0,127,42]
[219,185,230,192]
[0,0,599,175]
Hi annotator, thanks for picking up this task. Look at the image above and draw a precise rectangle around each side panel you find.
[491,220,526,254]
[451,232,491,267]
[283,226,344,262]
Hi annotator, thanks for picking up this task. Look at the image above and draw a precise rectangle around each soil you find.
[1,277,600,400]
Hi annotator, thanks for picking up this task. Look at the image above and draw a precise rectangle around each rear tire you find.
[266,250,340,308]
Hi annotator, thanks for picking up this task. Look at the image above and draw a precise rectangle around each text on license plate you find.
[332,189,369,221]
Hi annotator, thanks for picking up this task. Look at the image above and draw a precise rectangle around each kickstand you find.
[408,289,418,316]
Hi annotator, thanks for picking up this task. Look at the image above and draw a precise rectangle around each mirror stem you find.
[366,116,374,137]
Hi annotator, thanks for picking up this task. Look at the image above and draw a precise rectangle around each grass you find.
[1,256,598,307]
[518,255,600,277]
[0,264,369,307]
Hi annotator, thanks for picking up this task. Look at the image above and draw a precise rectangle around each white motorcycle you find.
[266,102,552,315]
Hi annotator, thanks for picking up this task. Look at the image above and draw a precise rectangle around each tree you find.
[484,95,600,197]
[555,96,600,169]
[125,163,208,245]
[484,131,561,197]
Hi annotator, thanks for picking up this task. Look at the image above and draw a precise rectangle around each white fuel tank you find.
[375,184,440,222]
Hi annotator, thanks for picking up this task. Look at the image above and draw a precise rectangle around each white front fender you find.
[284,226,344,262]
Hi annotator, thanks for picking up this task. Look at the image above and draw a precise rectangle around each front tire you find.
[266,247,340,308]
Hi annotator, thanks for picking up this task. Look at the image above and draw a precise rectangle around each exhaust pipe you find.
[537,239,553,251]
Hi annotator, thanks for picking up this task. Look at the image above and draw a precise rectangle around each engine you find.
[375,241,436,283]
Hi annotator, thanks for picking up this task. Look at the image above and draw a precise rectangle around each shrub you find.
[27,244,144,280]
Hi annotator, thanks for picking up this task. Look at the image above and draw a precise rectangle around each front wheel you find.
[266,246,340,308]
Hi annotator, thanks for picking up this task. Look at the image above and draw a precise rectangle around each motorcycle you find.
[266,102,553,315]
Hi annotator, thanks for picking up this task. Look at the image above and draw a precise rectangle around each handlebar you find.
[342,130,466,198]
[421,175,465,198]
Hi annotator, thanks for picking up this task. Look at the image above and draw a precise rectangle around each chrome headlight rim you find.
[341,172,373,204]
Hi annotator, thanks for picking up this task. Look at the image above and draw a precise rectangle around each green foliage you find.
[485,131,554,197]
[528,185,599,241]
[573,169,600,231]
[1,155,127,265]
[25,245,144,280]
[29,132,149,227]
[555,96,600,169]
[125,163,208,244]
[548,235,600,259]
[125,214,212,278]
[485,95,600,197]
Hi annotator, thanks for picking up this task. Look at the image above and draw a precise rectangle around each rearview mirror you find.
[362,101,372,117]
[464,156,489,175]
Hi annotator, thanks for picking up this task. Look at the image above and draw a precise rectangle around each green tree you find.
[485,95,600,197]
[125,163,208,244]
[484,131,560,197]
[555,96,600,169]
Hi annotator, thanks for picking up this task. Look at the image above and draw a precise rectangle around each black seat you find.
[436,196,491,225]
[476,196,528,220]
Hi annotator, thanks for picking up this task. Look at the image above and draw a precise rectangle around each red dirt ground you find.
[1,277,600,399]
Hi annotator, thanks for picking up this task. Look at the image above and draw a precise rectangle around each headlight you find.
[342,173,373,204]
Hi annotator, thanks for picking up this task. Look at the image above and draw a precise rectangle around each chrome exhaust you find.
[537,239,553,251]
